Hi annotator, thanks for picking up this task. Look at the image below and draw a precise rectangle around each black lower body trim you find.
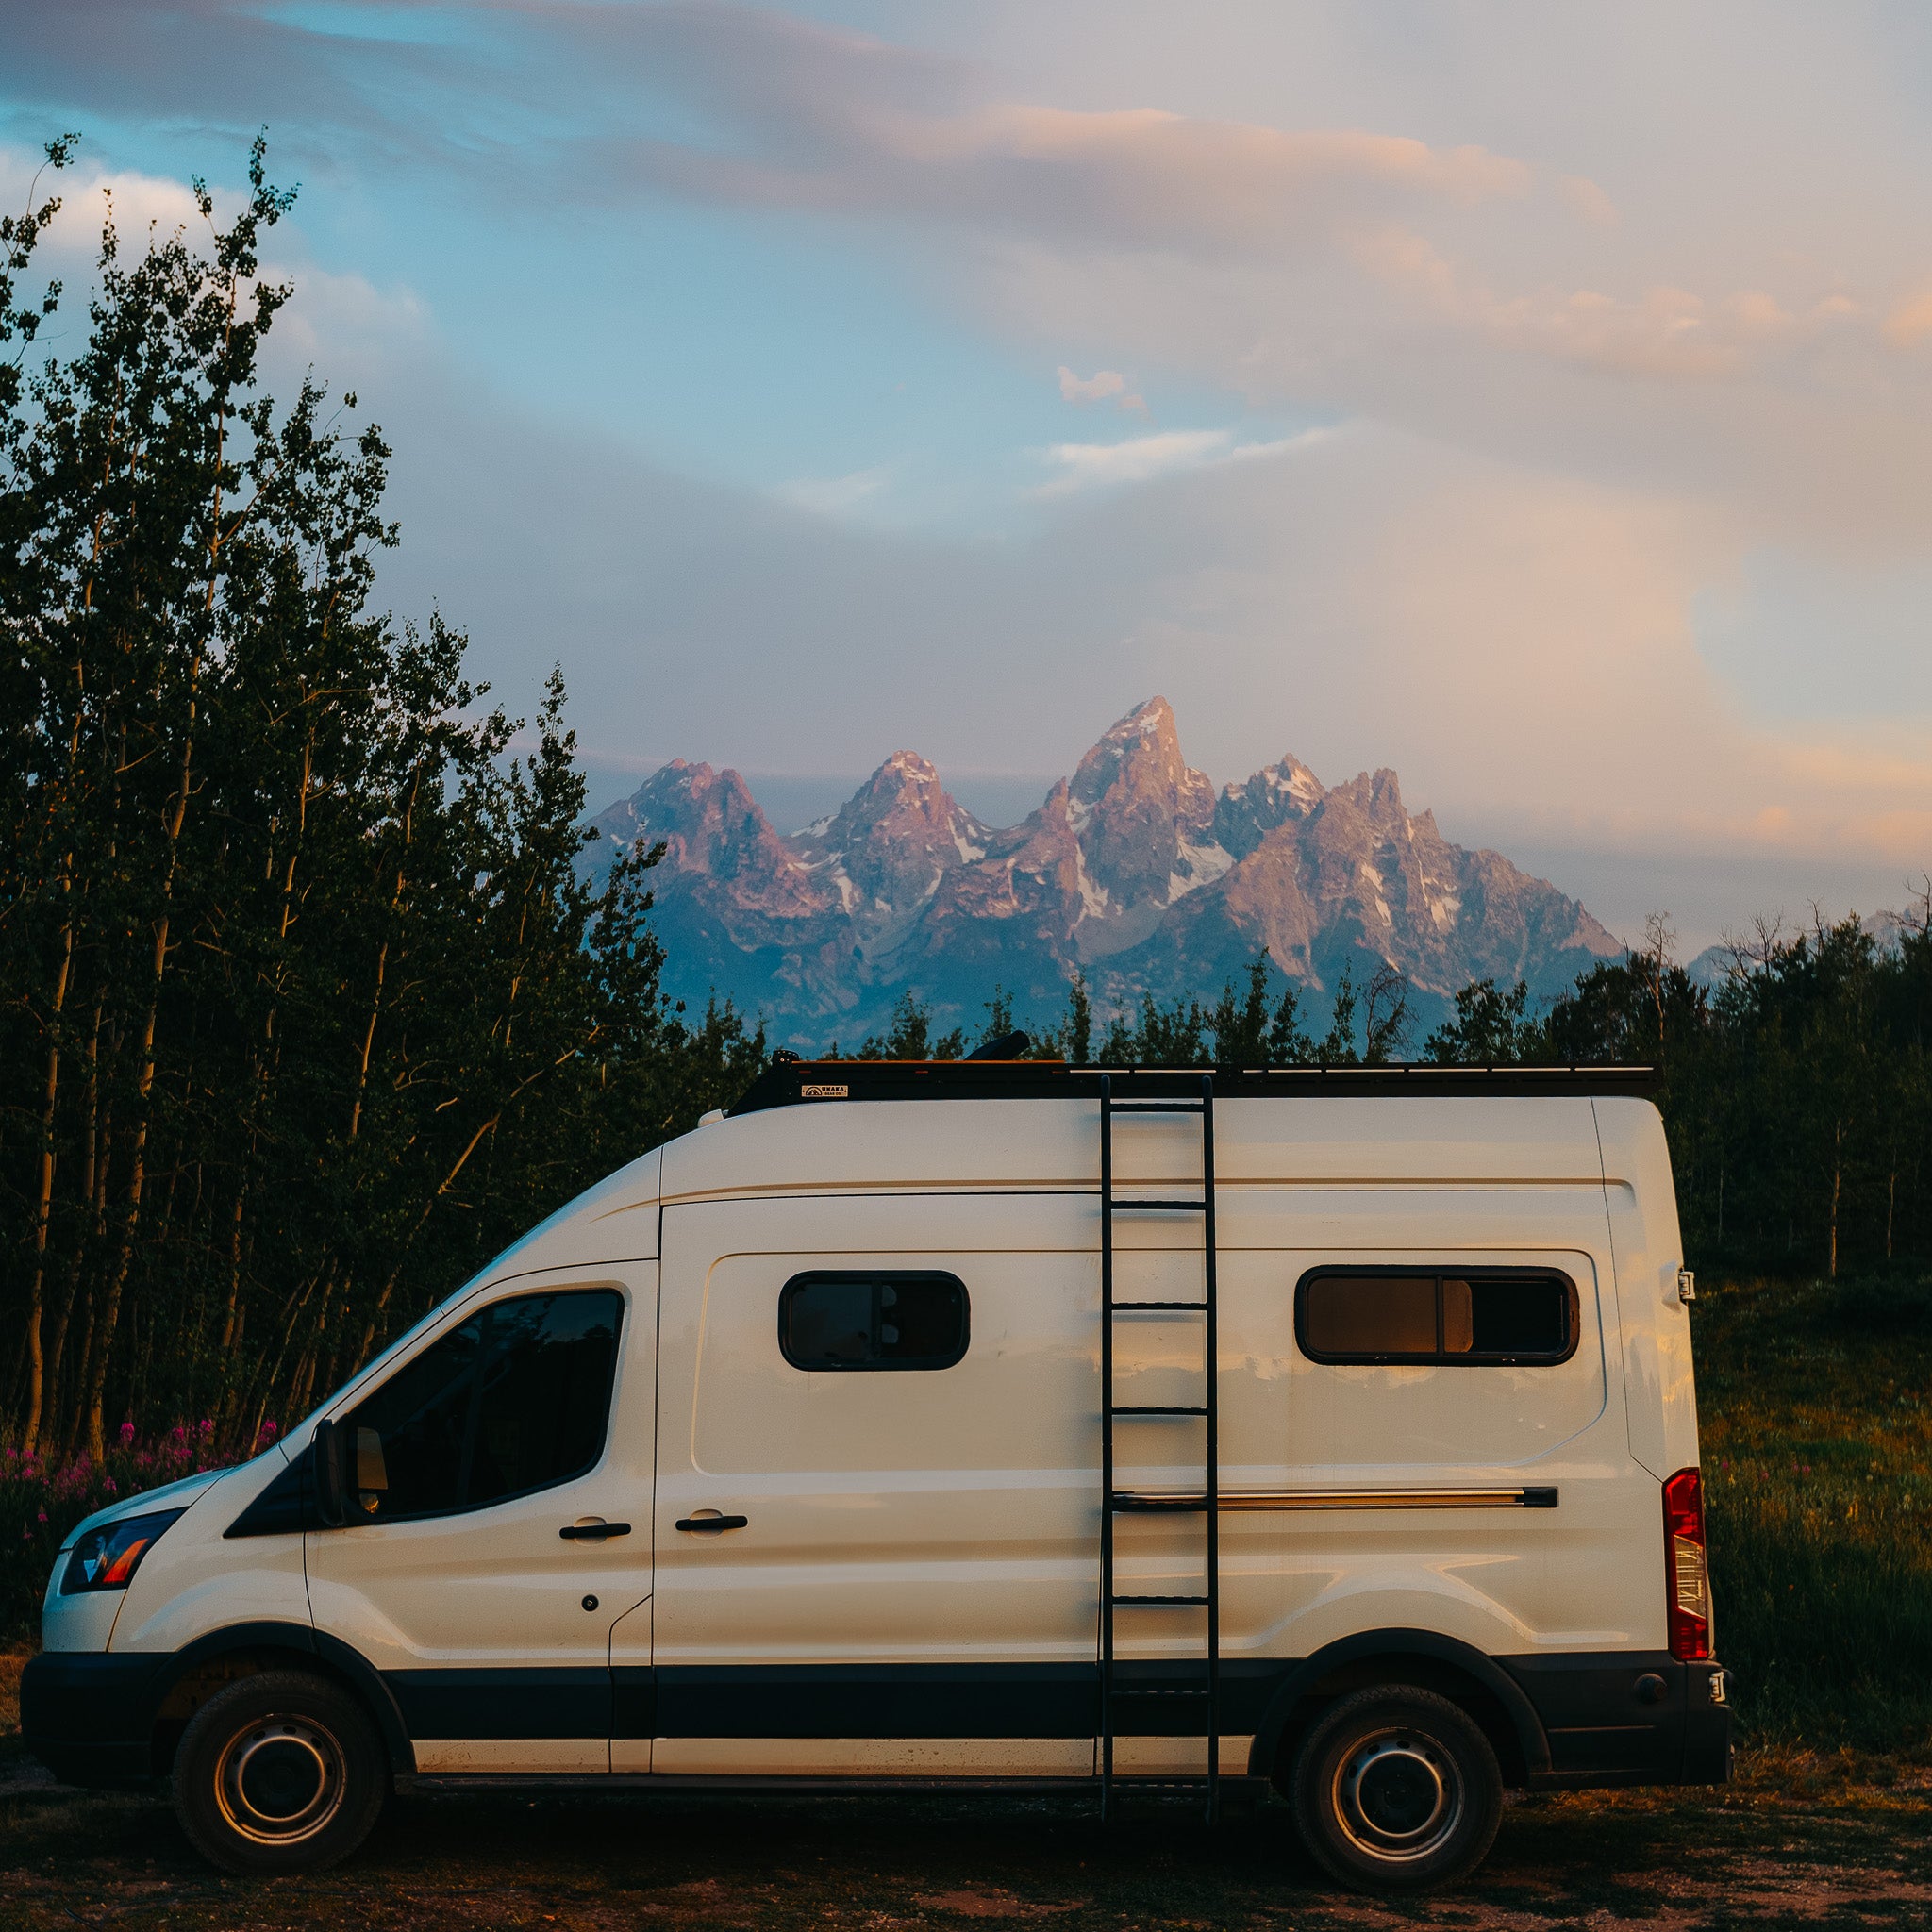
[1499,1652,1733,1788]
[373,1660,1290,1741]
[25,1645,1733,1798]
[384,1668,610,1740]
[649,1661,1289,1740]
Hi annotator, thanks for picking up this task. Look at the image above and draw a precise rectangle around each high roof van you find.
[22,1058,1731,1893]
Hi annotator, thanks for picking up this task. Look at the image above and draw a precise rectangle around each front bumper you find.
[19,1652,163,1787]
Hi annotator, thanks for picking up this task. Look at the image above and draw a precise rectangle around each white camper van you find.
[23,1058,1729,1893]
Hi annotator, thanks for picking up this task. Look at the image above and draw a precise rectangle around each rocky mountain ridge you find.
[586,697,1623,1050]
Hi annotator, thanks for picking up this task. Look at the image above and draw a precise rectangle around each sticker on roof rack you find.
[801,1082,850,1099]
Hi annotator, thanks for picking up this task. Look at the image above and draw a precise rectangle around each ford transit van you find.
[22,1058,1730,1892]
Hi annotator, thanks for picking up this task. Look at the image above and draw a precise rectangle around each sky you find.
[6,1,1932,948]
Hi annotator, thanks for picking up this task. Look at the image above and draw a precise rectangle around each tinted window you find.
[345,1289,622,1522]
[1302,1275,1438,1357]
[779,1273,969,1371]
[1297,1269,1575,1366]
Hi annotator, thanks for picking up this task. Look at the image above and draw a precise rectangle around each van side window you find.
[343,1289,623,1522]
[1296,1268,1577,1366]
[779,1273,969,1371]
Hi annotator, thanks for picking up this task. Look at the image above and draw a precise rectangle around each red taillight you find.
[1663,1467,1712,1661]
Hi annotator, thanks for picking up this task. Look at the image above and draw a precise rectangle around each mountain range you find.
[584,697,1624,1052]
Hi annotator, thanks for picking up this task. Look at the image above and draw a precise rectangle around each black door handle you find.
[675,1514,748,1534]
[558,1522,632,1541]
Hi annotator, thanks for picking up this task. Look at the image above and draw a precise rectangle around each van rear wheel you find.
[1290,1686,1502,1893]
[172,1670,387,1874]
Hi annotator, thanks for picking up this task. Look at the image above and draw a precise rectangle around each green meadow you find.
[1697,1272,1932,1753]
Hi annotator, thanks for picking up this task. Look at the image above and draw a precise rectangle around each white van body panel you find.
[484,1147,663,1275]
[645,1096,1659,1777]
[304,1261,657,1775]
[42,1469,232,1657]
[658,1096,1606,1204]
[92,1457,306,1657]
[1593,1098,1699,1482]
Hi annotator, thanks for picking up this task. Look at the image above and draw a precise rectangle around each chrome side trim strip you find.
[1121,1486,1560,1511]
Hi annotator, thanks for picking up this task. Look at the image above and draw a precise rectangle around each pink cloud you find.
[1058,365,1127,403]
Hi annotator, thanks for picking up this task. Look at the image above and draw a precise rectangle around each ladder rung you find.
[1108,1688,1213,1698]
[1112,1777,1215,1789]
[1110,1593,1210,1606]
[1109,1405,1208,1417]
[1108,1101,1207,1113]
[1108,1198,1206,1211]
[1113,1300,1207,1310]
[1112,1493,1210,1512]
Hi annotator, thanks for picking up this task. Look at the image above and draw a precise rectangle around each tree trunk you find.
[1828,1129,1843,1281]
[84,646,204,1461]
[218,1186,247,1351]
[22,908,74,1449]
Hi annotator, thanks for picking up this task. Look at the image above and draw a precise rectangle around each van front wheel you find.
[1290,1686,1502,1893]
[172,1670,387,1874]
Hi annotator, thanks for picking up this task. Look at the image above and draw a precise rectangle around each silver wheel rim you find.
[213,1714,347,1847]
[1331,1727,1463,1864]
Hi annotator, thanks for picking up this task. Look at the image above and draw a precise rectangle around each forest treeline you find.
[0,142,760,1460]
[4,140,1929,1461]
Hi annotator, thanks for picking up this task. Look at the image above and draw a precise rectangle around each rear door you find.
[305,1266,656,1774]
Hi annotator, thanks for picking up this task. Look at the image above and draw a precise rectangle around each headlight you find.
[60,1509,185,1593]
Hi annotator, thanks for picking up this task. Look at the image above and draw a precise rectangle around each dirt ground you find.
[4,1639,1930,1932]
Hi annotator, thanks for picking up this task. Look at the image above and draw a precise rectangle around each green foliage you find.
[1537,910,1932,1278]
[851,991,966,1062]
[1209,956,1314,1065]
[1307,958,1412,1064]
[1424,977,1538,1063]
[1695,1274,1932,1745]
[1062,971,1092,1064]
[0,139,761,1461]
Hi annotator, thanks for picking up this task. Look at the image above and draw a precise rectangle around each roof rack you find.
[732,1056,1658,1114]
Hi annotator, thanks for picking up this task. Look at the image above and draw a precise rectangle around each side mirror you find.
[310,1419,348,1528]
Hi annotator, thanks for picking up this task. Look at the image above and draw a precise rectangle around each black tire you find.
[1290,1685,1503,1893]
[171,1669,388,1875]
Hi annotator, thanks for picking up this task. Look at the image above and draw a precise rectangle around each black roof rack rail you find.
[731,1057,1658,1115]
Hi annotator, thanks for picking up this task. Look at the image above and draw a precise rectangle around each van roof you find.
[733,1058,1659,1114]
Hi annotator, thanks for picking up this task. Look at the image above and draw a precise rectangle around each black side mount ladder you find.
[1099,1073,1220,1823]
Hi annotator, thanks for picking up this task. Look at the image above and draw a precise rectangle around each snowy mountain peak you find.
[1071,696,1206,810]
[585,700,1623,1051]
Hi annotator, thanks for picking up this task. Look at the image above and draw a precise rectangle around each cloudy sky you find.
[7,1,1932,946]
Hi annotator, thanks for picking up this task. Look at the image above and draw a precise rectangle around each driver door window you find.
[346,1289,622,1523]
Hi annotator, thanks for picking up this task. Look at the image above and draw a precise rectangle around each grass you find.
[2,1273,1931,1927]
[1695,1273,1932,1747]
